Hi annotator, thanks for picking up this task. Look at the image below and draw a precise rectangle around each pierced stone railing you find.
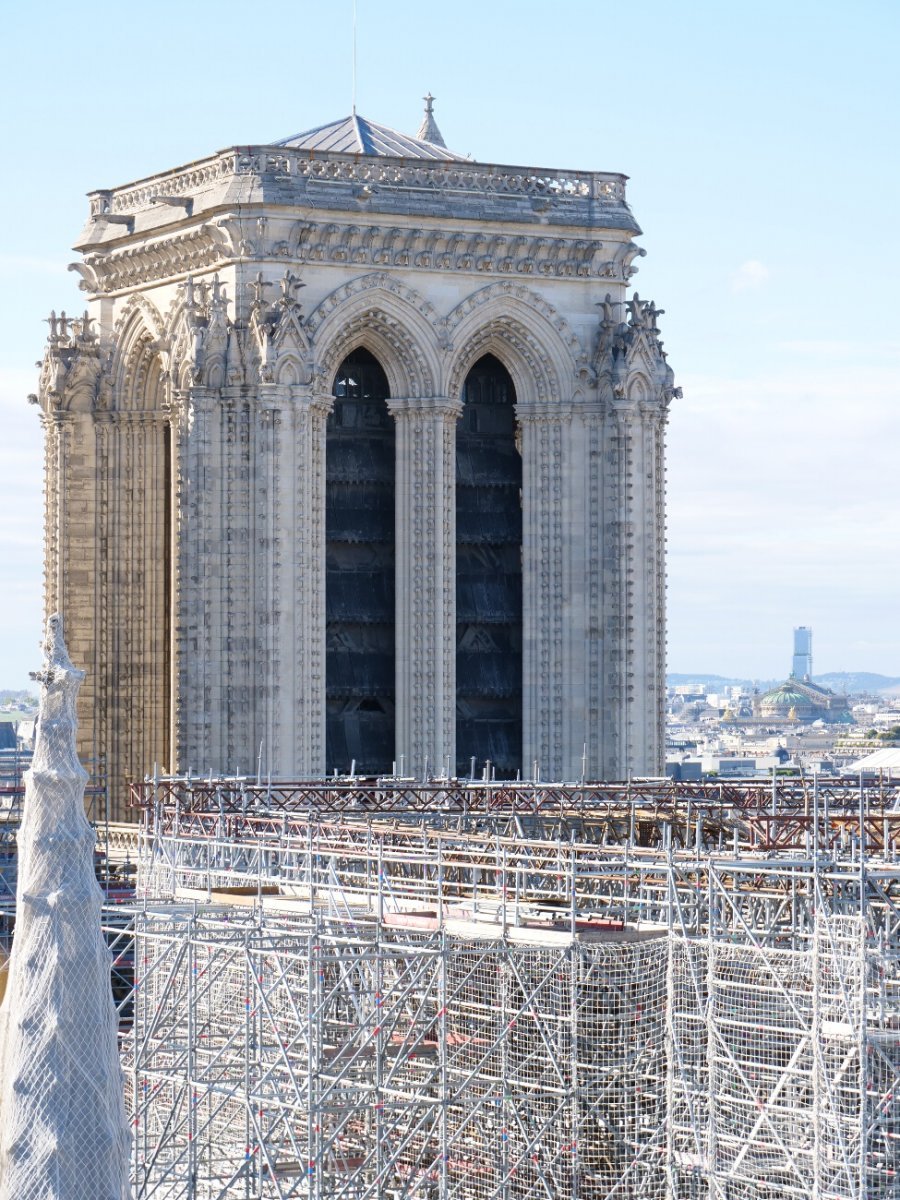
[88,147,628,217]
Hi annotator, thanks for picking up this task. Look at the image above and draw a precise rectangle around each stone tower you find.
[34,102,678,817]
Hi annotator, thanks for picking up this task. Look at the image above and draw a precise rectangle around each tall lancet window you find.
[326,349,395,774]
[456,354,522,777]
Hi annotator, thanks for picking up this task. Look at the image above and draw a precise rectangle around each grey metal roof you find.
[275,113,467,161]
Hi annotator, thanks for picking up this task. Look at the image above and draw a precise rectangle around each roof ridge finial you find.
[416,92,447,148]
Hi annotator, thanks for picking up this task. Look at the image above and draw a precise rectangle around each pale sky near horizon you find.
[0,0,897,691]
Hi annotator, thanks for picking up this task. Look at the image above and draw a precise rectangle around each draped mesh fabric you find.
[0,615,130,1200]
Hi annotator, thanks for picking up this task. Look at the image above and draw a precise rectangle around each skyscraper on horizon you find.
[792,626,813,680]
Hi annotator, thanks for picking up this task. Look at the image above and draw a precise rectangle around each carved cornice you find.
[80,229,224,295]
[76,220,640,294]
[286,220,626,282]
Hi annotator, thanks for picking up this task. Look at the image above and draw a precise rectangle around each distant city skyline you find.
[0,0,898,691]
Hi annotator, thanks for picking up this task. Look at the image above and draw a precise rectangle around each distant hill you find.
[667,673,776,690]
[813,672,900,695]
[667,671,900,696]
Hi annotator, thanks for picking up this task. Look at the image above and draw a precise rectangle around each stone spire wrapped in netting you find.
[0,615,130,1200]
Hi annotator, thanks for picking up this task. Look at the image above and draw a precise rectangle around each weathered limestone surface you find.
[35,120,678,817]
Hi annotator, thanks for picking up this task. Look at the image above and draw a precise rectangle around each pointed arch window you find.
[456,354,522,777]
[325,349,395,775]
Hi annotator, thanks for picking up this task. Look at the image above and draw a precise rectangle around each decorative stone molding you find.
[164,275,231,390]
[90,147,631,218]
[309,273,440,397]
[244,269,312,386]
[286,219,616,281]
[74,222,642,296]
[387,395,463,419]
[307,271,440,334]
[113,292,166,342]
[34,311,108,416]
[444,282,591,405]
[595,292,681,411]
[80,228,225,294]
[446,317,558,407]
[445,281,586,366]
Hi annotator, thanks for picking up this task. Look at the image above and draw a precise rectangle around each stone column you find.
[636,400,667,774]
[566,403,604,782]
[299,392,331,775]
[272,389,329,777]
[41,410,102,795]
[389,396,461,776]
[599,399,668,778]
[518,405,572,781]
[174,386,216,775]
[105,411,170,808]
[601,403,635,778]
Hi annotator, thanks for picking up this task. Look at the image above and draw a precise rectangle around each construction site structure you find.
[115,775,900,1199]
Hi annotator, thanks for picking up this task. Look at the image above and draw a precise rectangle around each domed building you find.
[756,628,852,724]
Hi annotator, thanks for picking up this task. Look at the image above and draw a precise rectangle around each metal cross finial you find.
[423,92,435,114]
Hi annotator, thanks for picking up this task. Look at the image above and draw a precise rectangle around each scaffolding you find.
[121,777,900,1199]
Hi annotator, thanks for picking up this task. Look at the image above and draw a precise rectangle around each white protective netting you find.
[0,615,131,1200]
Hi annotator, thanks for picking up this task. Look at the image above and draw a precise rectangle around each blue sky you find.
[0,0,897,688]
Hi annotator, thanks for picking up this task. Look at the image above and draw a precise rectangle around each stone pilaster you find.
[263,388,329,777]
[389,396,461,775]
[518,405,571,781]
[598,399,668,778]
[602,404,636,777]
[639,401,667,773]
[566,404,603,782]
[301,393,331,775]
[41,411,102,797]
[175,387,215,775]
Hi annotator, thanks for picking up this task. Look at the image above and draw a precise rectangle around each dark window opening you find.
[456,353,522,778]
[326,348,395,774]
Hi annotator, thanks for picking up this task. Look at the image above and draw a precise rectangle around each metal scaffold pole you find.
[109,773,900,1200]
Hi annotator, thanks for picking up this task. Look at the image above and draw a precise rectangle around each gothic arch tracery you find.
[112,297,168,410]
[443,283,587,408]
[446,316,557,408]
[308,273,441,398]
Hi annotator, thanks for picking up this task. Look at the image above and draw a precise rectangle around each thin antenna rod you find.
[352,0,358,115]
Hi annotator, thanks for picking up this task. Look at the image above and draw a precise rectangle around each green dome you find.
[760,684,809,708]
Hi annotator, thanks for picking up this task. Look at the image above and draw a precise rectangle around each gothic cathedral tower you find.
[35,106,678,817]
